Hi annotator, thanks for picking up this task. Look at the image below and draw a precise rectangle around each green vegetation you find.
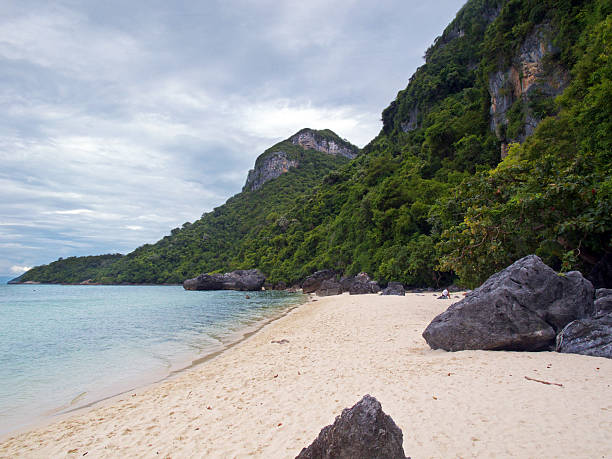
[16,0,611,289]
[16,254,123,284]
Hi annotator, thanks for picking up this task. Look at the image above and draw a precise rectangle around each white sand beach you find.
[1,292,611,458]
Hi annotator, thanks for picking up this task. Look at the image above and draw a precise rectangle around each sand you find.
[1,292,611,458]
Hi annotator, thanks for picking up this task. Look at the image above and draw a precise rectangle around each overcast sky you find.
[0,0,466,276]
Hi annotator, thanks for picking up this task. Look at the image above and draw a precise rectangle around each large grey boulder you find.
[316,279,342,297]
[595,289,612,315]
[183,269,265,291]
[382,282,406,296]
[302,270,337,294]
[422,255,594,351]
[556,313,612,358]
[296,395,407,459]
[346,273,381,295]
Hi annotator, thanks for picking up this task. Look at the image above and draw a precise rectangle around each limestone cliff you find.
[243,129,358,192]
[488,24,570,157]
[242,151,299,192]
[289,129,358,159]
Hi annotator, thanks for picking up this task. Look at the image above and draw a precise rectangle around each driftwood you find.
[524,376,563,387]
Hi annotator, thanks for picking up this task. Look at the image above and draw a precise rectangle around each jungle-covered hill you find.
[14,0,612,288]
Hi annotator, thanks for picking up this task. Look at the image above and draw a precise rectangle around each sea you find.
[0,280,304,436]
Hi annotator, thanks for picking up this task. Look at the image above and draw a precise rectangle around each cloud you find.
[10,265,32,274]
[45,209,94,215]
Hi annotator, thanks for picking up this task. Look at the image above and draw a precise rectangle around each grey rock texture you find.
[316,279,343,297]
[296,394,407,459]
[183,269,265,291]
[595,289,612,314]
[488,24,570,156]
[382,282,406,296]
[290,129,358,159]
[243,151,298,192]
[339,276,355,293]
[422,255,594,351]
[556,313,612,359]
[348,281,381,295]
[302,270,337,294]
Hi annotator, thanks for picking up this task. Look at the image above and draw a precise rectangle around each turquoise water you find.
[0,284,304,435]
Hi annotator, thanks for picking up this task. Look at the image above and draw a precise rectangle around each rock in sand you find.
[296,394,408,459]
[422,255,594,351]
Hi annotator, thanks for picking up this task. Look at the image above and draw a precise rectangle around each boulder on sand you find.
[556,313,612,359]
[296,394,408,459]
[183,269,266,291]
[422,255,594,351]
[302,270,337,294]
[347,273,381,295]
[382,282,405,296]
[316,279,343,297]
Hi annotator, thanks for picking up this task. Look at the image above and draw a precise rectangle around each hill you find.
[13,129,356,284]
[14,0,612,288]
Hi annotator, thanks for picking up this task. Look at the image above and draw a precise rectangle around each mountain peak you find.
[243,128,357,192]
[288,128,358,160]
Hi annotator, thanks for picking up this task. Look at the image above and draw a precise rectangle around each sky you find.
[0,0,466,277]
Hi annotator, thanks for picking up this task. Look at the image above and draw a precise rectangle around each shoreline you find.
[1,292,610,457]
[0,292,307,441]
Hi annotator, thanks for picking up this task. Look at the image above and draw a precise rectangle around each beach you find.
[1,292,611,458]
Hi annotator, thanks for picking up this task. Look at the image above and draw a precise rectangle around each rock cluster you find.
[382,282,406,296]
[422,255,612,358]
[302,270,338,294]
[183,269,266,291]
[348,273,381,295]
[296,395,408,459]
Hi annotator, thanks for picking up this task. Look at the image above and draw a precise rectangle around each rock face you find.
[422,255,594,351]
[296,394,407,459]
[243,151,299,192]
[595,289,612,314]
[488,24,570,157]
[556,313,612,359]
[243,129,358,192]
[290,129,358,160]
[382,282,406,296]
[316,279,343,297]
[183,269,266,291]
[302,270,337,294]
